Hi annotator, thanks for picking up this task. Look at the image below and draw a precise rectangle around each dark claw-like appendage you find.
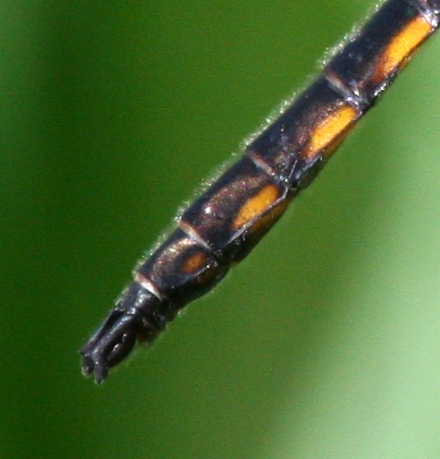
[79,308,139,384]
[79,283,166,384]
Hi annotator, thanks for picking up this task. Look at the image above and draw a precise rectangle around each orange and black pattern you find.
[80,0,440,383]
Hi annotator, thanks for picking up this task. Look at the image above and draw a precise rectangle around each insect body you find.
[80,0,440,383]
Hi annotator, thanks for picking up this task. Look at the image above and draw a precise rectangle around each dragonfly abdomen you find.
[80,0,440,383]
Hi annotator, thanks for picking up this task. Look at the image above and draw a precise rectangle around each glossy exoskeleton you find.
[80,0,440,383]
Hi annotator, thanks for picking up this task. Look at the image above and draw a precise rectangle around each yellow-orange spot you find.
[373,16,432,82]
[232,184,280,230]
[322,123,355,159]
[246,197,290,238]
[303,105,357,159]
[182,251,207,274]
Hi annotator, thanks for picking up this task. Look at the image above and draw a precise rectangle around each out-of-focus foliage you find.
[1,1,440,458]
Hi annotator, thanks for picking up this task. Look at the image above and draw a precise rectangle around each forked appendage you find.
[79,283,166,384]
[79,308,139,383]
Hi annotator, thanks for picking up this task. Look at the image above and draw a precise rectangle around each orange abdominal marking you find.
[182,252,207,274]
[303,105,358,159]
[373,16,433,82]
[246,198,290,236]
[232,184,281,230]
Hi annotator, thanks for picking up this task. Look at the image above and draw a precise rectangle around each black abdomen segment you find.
[80,0,440,383]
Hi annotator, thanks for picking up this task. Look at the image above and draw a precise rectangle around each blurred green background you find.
[2,0,440,458]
